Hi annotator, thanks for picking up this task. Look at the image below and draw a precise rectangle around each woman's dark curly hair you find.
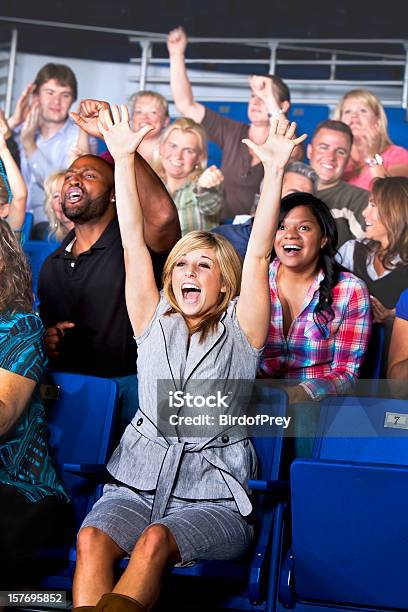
[0,220,33,314]
[277,192,342,336]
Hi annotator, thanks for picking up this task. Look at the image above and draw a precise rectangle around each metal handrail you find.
[0,16,407,112]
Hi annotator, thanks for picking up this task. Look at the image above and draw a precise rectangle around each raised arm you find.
[236,119,306,349]
[71,99,180,253]
[167,27,205,123]
[0,112,27,231]
[249,76,304,162]
[98,105,160,337]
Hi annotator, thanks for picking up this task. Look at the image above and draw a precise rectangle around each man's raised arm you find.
[71,99,180,253]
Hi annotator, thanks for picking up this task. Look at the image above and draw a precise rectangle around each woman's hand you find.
[249,75,282,116]
[370,295,395,324]
[167,26,188,57]
[243,118,306,170]
[352,123,381,158]
[196,165,224,191]
[20,103,40,155]
[97,104,153,161]
[7,83,34,130]
[0,109,12,142]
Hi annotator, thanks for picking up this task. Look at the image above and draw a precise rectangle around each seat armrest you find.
[248,478,290,499]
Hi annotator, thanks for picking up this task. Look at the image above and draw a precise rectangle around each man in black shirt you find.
[38,151,180,431]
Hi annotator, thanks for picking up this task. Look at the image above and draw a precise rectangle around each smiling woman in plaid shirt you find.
[152,118,223,235]
[259,192,372,405]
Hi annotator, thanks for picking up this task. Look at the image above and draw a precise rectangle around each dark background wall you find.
[1,0,407,62]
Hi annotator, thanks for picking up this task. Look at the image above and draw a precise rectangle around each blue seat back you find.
[313,395,408,464]
[291,459,408,610]
[44,372,118,527]
[250,385,288,482]
[285,395,408,610]
[24,239,59,302]
[21,211,34,242]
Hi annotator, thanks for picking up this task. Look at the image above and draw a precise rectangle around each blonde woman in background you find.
[153,117,224,235]
[334,89,408,190]
[44,170,74,242]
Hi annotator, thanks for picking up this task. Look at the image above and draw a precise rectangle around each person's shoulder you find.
[6,312,44,338]
[203,106,247,132]
[212,219,253,237]
[41,232,74,264]
[383,143,408,162]
[336,268,370,295]
[322,181,368,201]
[338,181,368,197]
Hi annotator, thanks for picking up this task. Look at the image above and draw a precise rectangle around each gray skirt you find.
[81,483,253,563]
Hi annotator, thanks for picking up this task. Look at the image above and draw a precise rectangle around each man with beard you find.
[37,146,180,432]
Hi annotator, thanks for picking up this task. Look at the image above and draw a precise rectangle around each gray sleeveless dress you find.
[81,294,262,562]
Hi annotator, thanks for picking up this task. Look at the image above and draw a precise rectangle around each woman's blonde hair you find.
[162,231,242,341]
[334,89,392,152]
[152,118,208,183]
[44,169,69,242]
[0,219,32,313]
[368,176,408,269]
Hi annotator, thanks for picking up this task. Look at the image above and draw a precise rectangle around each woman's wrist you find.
[365,153,383,167]
[267,108,284,120]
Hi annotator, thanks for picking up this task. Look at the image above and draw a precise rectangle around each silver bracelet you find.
[267,109,284,119]
[365,153,383,167]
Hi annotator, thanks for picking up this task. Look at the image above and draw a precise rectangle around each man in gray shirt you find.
[307,120,368,247]
[9,63,96,236]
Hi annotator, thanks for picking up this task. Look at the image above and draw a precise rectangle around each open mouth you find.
[283,244,302,254]
[181,283,201,304]
[65,187,83,204]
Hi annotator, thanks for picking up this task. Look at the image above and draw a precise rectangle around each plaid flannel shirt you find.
[173,180,223,236]
[259,259,372,400]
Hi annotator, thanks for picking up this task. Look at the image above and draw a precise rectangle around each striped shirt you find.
[259,259,372,400]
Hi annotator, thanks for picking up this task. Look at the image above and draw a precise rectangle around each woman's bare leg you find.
[112,524,181,610]
[73,527,126,606]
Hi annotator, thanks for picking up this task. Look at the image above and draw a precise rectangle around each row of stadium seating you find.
[23,371,408,612]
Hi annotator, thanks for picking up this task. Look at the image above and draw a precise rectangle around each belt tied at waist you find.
[149,440,253,522]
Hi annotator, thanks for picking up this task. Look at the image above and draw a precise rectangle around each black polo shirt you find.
[38,217,167,378]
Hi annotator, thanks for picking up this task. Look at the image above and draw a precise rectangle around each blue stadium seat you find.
[40,371,119,590]
[23,239,59,302]
[384,107,408,148]
[289,104,330,148]
[21,211,34,242]
[277,395,408,612]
